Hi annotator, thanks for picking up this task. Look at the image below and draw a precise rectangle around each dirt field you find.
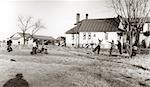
[0,45,150,87]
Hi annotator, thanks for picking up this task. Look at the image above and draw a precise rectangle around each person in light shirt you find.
[92,39,103,55]
[31,39,37,54]
[109,40,115,56]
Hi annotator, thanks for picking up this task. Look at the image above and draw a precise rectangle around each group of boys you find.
[92,39,122,56]
[31,39,48,55]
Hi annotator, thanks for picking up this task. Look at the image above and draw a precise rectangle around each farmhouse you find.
[65,14,150,49]
[66,14,121,49]
[9,32,55,45]
[10,32,31,45]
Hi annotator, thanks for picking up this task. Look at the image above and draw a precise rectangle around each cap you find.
[16,73,23,77]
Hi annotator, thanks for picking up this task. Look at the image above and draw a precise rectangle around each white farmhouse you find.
[66,14,150,49]
[10,32,32,45]
[66,14,121,49]
[9,32,55,45]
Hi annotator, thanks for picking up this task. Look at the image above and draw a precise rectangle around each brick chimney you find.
[86,13,88,19]
[76,13,80,23]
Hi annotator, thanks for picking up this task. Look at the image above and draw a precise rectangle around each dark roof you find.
[10,32,31,40]
[18,32,31,38]
[10,32,55,40]
[65,24,80,34]
[56,36,65,40]
[66,17,120,34]
[10,37,22,40]
[65,15,150,34]
[32,35,55,40]
[79,18,119,32]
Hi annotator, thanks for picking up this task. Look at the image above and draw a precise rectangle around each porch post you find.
[78,33,80,48]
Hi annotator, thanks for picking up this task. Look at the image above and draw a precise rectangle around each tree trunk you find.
[127,25,133,58]
[134,28,141,54]
[135,29,140,46]
[23,32,26,45]
[126,31,133,57]
[129,30,133,57]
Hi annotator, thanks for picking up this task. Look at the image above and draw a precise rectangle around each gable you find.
[66,24,80,34]
[10,33,22,40]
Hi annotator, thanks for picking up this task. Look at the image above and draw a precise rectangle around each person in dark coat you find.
[7,39,13,52]
[117,40,122,55]
[3,73,29,87]
[93,39,103,54]
[131,45,138,56]
[141,39,146,48]
[35,39,39,50]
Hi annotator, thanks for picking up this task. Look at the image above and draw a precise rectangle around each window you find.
[105,33,108,40]
[72,34,74,40]
[93,34,96,37]
[88,33,91,40]
[83,33,86,40]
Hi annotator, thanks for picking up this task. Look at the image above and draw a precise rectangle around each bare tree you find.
[18,16,34,45]
[31,20,46,37]
[18,16,45,45]
[111,0,150,57]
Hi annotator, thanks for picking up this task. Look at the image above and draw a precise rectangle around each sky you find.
[0,0,116,40]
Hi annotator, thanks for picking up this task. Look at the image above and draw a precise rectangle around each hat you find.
[16,73,23,77]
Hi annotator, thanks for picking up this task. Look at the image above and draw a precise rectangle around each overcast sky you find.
[0,0,116,40]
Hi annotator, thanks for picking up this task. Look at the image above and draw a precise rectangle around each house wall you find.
[66,32,119,49]
[79,32,118,49]
[12,38,33,45]
[65,34,79,47]
[10,33,32,45]
[12,39,21,45]
[138,23,150,47]
[143,23,150,32]
[11,38,24,45]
